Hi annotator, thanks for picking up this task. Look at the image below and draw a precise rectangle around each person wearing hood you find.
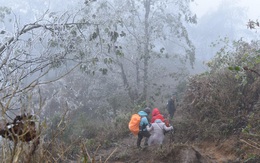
[137,107,151,148]
[167,94,176,119]
[146,119,173,147]
[151,108,165,123]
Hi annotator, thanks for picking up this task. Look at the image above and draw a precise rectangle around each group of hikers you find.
[131,94,177,148]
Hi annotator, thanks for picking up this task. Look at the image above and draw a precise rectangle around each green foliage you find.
[242,110,260,137]
[176,80,188,96]
[244,154,260,163]
[112,112,131,137]
[209,39,260,76]
[228,66,241,71]
[115,49,124,57]
[110,31,119,42]
[242,124,252,134]
[133,101,147,112]
[104,57,113,64]
[84,138,100,151]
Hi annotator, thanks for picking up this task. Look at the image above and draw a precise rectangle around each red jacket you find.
[151,108,165,123]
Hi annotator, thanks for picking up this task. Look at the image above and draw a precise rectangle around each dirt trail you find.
[86,110,243,162]
[92,134,240,163]
[193,138,239,163]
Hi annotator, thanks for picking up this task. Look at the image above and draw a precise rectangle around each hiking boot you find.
[144,137,149,146]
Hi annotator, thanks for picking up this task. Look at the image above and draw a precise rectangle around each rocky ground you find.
[85,134,247,163]
[69,110,259,163]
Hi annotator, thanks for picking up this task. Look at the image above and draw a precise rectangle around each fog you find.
[0,0,259,162]
[0,0,258,113]
[0,0,258,114]
[1,0,259,60]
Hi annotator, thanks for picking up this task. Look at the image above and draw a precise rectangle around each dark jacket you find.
[167,98,175,114]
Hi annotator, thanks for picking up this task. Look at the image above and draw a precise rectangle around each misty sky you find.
[1,0,259,62]
[191,0,260,19]
[1,0,260,20]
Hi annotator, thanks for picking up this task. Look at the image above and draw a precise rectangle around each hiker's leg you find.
[169,112,173,119]
[170,111,173,118]
[144,137,149,146]
[143,131,150,146]
[137,132,143,147]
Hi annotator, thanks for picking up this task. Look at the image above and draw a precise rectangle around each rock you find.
[162,145,209,163]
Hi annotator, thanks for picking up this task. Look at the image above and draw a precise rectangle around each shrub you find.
[177,40,260,142]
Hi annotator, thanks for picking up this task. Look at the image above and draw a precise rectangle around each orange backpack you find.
[128,114,141,136]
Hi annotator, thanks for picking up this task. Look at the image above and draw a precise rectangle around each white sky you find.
[191,0,260,20]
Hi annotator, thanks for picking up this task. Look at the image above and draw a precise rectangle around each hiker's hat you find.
[144,107,151,114]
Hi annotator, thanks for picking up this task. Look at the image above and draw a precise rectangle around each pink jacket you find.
[146,119,173,146]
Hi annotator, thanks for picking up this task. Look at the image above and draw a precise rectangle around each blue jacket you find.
[138,111,149,131]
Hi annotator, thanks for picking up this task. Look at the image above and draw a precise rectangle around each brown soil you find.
[76,110,260,163]
[89,134,244,163]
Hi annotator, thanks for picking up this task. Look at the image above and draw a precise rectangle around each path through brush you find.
[69,109,241,163]
[92,109,240,163]
[89,132,240,163]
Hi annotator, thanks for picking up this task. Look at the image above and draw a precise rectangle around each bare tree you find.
[80,0,197,106]
[0,5,100,161]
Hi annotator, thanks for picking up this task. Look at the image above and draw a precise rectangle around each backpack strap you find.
[156,122,167,135]
[156,122,163,130]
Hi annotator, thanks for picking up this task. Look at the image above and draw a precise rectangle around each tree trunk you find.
[119,61,135,103]
[143,0,151,105]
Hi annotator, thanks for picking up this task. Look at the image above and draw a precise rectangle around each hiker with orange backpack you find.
[137,107,151,148]
[128,107,151,148]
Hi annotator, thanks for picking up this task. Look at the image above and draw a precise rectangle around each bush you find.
[177,40,260,142]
